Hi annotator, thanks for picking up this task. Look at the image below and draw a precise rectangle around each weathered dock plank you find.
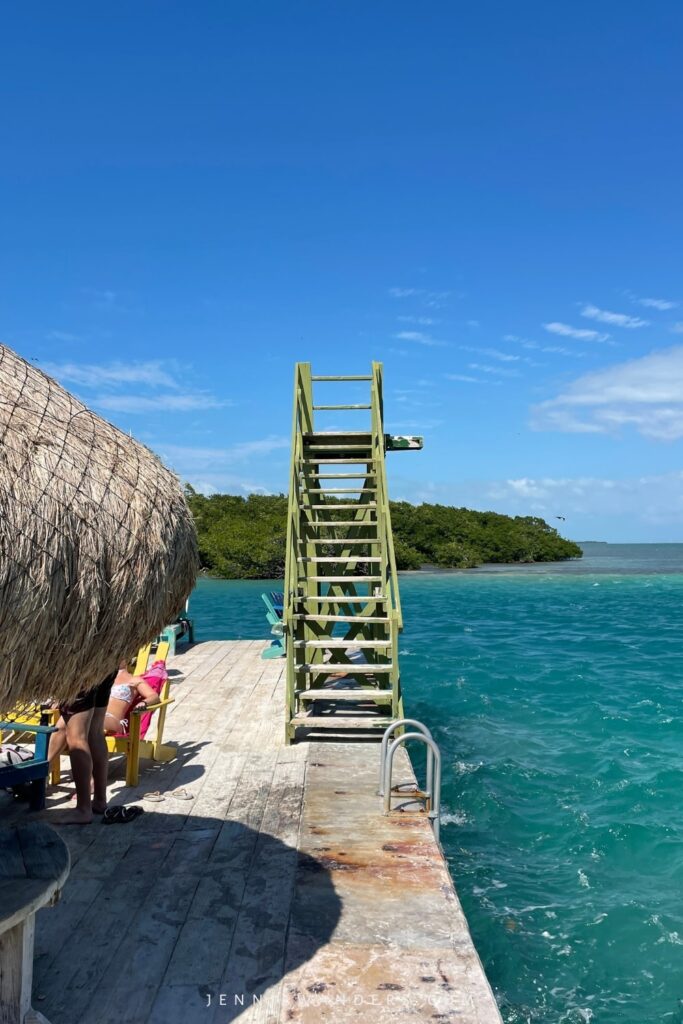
[0,640,501,1024]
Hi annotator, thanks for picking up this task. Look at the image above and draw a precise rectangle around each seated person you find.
[104,658,165,735]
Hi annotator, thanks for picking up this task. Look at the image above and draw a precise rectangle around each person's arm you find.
[135,681,161,705]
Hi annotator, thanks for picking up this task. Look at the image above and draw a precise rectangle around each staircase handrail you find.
[370,361,403,630]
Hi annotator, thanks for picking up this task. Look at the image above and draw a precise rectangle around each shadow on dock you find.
[32,809,342,1023]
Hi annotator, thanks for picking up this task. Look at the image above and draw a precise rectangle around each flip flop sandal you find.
[171,788,194,800]
[102,806,144,825]
[142,791,165,802]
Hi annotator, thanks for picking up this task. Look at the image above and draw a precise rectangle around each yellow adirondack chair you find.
[49,639,177,787]
[105,639,176,786]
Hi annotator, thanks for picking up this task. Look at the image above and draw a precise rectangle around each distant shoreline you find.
[197,553,585,582]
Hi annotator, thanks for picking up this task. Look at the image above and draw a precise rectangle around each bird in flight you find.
[556,515,566,521]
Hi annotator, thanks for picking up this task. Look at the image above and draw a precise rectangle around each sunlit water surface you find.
[190,544,683,1024]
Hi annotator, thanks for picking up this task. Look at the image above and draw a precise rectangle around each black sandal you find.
[102,805,144,824]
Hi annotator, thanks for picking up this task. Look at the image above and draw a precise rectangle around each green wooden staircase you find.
[284,363,422,744]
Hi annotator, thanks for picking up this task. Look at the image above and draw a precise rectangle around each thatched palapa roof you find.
[0,344,199,711]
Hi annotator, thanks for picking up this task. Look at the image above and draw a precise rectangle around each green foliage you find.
[184,487,582,579]
[390,503,581,568]
[393,537,424,570]
[184,486,287,579]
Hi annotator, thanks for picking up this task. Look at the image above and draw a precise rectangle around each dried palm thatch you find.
[0,343,199,711]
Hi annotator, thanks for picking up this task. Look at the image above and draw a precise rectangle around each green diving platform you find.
[283,363,422,744]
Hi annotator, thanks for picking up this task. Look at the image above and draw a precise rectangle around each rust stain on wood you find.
[3,641,501,1024]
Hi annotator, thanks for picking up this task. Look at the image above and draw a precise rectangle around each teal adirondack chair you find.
[261,592,285,659]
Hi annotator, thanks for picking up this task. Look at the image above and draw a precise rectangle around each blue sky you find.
[2,2,683,542]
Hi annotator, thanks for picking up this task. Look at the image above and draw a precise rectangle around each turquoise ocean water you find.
[189,544,683,1024]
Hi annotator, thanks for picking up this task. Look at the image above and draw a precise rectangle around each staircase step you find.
[305,444,372,451]
[301,460,374,468]
[308,576,382,583]
[295,614,389,623]
[303,504,377,510]
[304,521,378,528]
[305,538,376,545]
[298,556,382,563]
[312,404,371,411]
[302,472,376,479]
[303,431,372,437]
[290,715,392,729]
[301,596,386,603]
[294,640,391,648]
[298,663,393,674]
[310,375,373,382]
[308,488,377,494]
[298,689,393,702]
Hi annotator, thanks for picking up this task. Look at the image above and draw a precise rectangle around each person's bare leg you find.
[54,709,95,824]
[89,707,109,815]
[47,714,68,765]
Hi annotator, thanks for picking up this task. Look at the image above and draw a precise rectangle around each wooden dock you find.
[1,641,501,1023]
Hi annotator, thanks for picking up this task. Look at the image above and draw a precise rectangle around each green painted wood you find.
[310,375,373,381]
[312,404,372,410]
[283,363,419,743]
[298,689,393,702]
[300,596,386,603]
[385,434,425,450]
[293,640,391,648]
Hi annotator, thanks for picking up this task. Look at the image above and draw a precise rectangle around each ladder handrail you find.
[370,361,402,630]
[383,731,442,844]
[378,719,433,796]
[284,364,314,726]
[283,366,302,630]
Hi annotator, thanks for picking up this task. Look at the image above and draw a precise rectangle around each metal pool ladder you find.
[379,719,442,843]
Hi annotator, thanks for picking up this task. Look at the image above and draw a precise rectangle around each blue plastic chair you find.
[0,721,57,810]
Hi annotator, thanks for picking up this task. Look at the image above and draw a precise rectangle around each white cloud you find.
[445,373,486,384]
[393,388,426,406]
[154,438,289,494]
[532,345,683,440]
[468,362,519,377]
[45,359,179,390]
[96,393,227,413]
[638,297,677,310]
[538,344,584,357]
[671,323,683,334]
[397,315,440,326]
[179,474,273,496]
[424,290,453,309]
[390,470,683,540]
[581,304,648,328]
[44,358,228,416]
[481,473,683,536]
[466,319,480,328]
[543,322,611,343]
[388,418,443,431]
[157,437,289,466]
[505,334,587,358]
[387,287,453,308]
[460,345,520,362]
[394,330,446,347]
[485,472,683,530]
